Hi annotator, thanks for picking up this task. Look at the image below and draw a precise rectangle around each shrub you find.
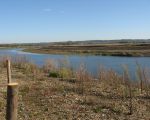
[49,71,59,78]
[43,59,57,73]
[59,68,72,79]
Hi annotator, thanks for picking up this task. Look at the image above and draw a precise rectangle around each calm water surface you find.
[0,48,150,79]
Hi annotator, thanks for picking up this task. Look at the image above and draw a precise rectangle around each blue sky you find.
[0,0,150,43]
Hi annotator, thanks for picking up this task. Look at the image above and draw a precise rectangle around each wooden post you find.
[6,59,11,83]
[6,83,18,120]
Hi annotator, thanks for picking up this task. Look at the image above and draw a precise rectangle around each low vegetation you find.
[1,40,150,56]
[24,43,150,56]
[0,56,149,119]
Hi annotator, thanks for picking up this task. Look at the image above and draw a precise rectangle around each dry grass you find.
[0,57,149,119]
[24,43,150,56]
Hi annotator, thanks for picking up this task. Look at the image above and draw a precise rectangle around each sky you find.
[0,0,150,43]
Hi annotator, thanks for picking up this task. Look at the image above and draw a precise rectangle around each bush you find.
[59,68,72,79]
[49,71,59,78]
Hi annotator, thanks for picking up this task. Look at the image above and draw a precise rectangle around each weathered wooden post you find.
[6,59,18,120]
[6,59,11,83]
[6,83,18,120]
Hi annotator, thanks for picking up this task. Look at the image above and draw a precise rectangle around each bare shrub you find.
[136,62,143,94]
[75,63,93,96]
[122,65,133,115]
[98,66,125,97]
[43,59,57,73]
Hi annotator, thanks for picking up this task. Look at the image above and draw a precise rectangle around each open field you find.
[23,43,150,56]
[0,57,149,119]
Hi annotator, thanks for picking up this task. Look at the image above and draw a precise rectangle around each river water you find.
[0,48,150,79]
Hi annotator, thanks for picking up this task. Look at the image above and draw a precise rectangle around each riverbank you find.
[23,43,150,56]
[0,58,149,119]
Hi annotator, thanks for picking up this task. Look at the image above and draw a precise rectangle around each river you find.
[0,48,150,79]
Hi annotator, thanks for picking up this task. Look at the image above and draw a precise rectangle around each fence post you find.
[6,59,18,120]
[6,83,18,120]
[6,59,11,83]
